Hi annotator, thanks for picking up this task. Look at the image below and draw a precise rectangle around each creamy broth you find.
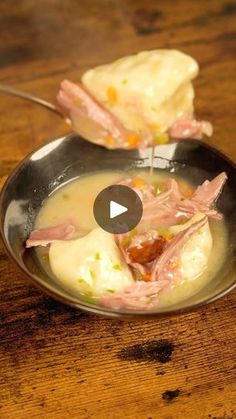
[35,170,227,308]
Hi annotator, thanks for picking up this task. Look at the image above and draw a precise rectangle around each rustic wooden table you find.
[0,1,236,418]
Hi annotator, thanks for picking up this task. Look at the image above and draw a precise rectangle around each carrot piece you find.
[132,177,146,188]
[127,133,140,148]
[185,187,193,197]
[142,273,151,282]
[105,135,115,146]
[107,86,118,104]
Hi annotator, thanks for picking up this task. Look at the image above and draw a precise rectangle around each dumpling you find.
[57,50,212,149]
[170,213,213,280]
[49,227,134,297]
[82,49,198,136]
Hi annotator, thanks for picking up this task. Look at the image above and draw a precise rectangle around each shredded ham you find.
[116,173,227,232]
[57,81,212,149]
[192,172,227,206]
[150,216,207,281]
[57,80,128,142]
[101,216,207,309]
[115,172,227,280]
[169,117,213,139]
[141,172,227,227]
[100,278,170,309]
[26,221,76,248]
[26,171,227,310]
[116,177,155,202]
[57,80,154,149]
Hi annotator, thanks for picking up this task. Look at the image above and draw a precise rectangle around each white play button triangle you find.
[93,185,143,234]
[110,200,128,219]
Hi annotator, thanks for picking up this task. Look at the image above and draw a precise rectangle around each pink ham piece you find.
[26,221,76,248]
[100,278,170,310]
[57,81,213,148]
[116,177,155,202]
[101,216,208,309]
[115,173,227,279]
[192,172,227,206]
[57,81,212,149]
[141,172,227,227]
[174,172,227,220]
[169,117,213,139]
[57,80,131,147]
[150,216,208,281]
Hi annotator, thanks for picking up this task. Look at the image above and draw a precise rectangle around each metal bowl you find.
[0,134,235,318]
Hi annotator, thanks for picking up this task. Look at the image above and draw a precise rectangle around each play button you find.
[110,201,128,219]
[93,185,143,234]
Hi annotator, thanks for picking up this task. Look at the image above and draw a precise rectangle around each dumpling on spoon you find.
[57,49,212,149]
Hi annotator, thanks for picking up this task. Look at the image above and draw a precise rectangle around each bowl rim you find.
[0,134,236,318]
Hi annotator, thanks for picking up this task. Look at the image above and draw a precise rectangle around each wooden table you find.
[0,1,235,418]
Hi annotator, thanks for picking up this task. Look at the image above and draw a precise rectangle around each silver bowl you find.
[0,134,235,318]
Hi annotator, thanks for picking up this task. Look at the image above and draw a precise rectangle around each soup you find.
[29,170,227,310]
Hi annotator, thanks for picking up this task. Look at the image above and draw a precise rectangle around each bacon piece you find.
[127,237,167,264]
[26,221,76,248]
[169,117,213,139]
[115,233,148,277]
[116,231,166,277]
[150,216,208,281]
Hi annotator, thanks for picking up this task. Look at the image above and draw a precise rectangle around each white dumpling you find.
[49,227,134,297]
[82,49,198,134]
[170,213,213,281]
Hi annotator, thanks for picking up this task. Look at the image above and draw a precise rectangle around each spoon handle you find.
[0,83,62,116]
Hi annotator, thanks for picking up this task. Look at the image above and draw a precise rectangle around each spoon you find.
[0,82,119,148]
[0,83,108,144]
[0,82,149,150]
[0,83,63,117]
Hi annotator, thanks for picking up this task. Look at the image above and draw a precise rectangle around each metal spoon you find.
[0,82,63,117]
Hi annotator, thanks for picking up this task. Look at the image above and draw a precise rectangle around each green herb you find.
[63,193,69,200]
[151,106,157,111]
[158,227,169,237]
[130,228,137,237]
[153,133,169,145]
[84,292,95,304]
[122,237,131,247]
[90,269,95,279]
[113,264,122,271]
[42,254,49,263]
[106,289,115,294]
[78,278,86,284]
[155,186,162,195]
[122,79,128,85]
[122,228,137,247]
[95,252,101,260]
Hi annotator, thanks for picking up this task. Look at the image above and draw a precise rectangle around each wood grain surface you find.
[0,1,236,418]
